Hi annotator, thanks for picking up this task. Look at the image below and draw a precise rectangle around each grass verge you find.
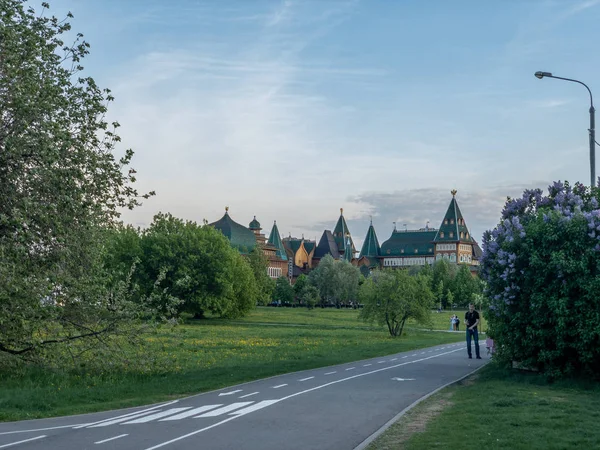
[367,362,600,449]
[0,308,463,422]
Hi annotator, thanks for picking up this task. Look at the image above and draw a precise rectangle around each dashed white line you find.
[229,400,280,416]
[299,377,314,381]
[411,354,417,357]
[363,363,372,367]
[272,384,287,389]
[402,356,408,359]
[390,358,397,361]
[377,361,386,364]
[0,435,46,449]
[239,392,259,398]
[94,434,128,444]
[324,371,337,375]
[345,367,355,371]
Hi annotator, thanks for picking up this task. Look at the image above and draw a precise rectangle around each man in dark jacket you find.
[464,303,481,359]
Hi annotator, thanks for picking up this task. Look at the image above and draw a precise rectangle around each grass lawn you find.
[368,363,600,450]
[0,307,464,422]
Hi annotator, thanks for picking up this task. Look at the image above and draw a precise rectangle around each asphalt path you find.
[0,341,488,450]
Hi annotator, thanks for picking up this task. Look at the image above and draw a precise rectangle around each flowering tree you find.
[481,181,600,378]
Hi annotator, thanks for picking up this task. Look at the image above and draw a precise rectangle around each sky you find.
[44,0,600,249]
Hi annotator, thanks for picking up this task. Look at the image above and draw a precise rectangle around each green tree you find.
[0,1,155,363]
[451,264,477,308]
[273,276,294,305]
[336,261,361,307]
[139,213,256,319]
[248,247,275,306]
[359,269,433,337]
[308,254,336,306]
[293,274,309,305]
[431,259,456,308]
[299,284,320,310]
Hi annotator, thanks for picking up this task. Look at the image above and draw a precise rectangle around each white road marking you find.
[411,354,417,357]
[377,361,386,364]
[345,367,355,371]
[324,371,337,375]
[89,411,159,427]
[122,408,191,424]
[239,392,259,399]
[363,364,372,367]
[229,400,280,416]
[420,352,426,355]
[298,376,314,381]
[0,435,46,448]
[218,390,243,397]
[390,358,397,361]
[391,377,416,381]
[195,402,253,418]
[77,400,179,429]
[402,356,408,359]
[160,405,222,421]
[272,384,287,389]
[143,348,464,450]
[0,424,89,436]
[94,434,128,444]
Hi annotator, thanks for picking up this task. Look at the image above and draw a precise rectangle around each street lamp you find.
[534,71,596,187]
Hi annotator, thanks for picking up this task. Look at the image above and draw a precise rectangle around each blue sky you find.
[46,0,600,248]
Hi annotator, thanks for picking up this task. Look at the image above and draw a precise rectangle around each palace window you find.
[449,232,454,238]
[440,232,445,238]
[450,219,454,224]
[466,232,469,239]
[414,249,418,254]
[444,219,448,225]
[401,249,404,254]
[460,232,464,239]
[428,248,432,252]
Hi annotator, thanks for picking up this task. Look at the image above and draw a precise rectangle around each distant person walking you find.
[465,303,481,359]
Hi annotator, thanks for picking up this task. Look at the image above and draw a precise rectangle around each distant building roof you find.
[380,229,436,257]
[209,208,256,254]
[249,216,261,230]
[314,230,340,259]
[267,221,287,261]
[359,221,380,259]
[433,190,474,243]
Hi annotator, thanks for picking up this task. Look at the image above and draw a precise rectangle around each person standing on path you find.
[465,303,481,359]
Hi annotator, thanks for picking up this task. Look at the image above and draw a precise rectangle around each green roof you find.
[332,208,355,254]
[267,221,287,261]
[433,191,474,243]
[249,216,261,230]
[359,222,380,258]
[303,241,316,254]
[284,238,303,254]
[380,230,436,257]
[209,210,256,254]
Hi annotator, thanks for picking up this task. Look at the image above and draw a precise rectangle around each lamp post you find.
[534,71,596,187]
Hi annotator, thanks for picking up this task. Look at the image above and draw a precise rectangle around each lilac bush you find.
[482,181,600,379]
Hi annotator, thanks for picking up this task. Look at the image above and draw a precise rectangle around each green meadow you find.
[0,307,465,422]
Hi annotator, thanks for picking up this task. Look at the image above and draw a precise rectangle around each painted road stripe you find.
[160,405,222,421]
[324,371,337,375]
[299,376,314,381]
[195,402,253,418]
[377,361,386,364]
[143,348,466,450]
[90,411,158,427]
[411,354,417,357]
[0,435,46,449]
[94,434,128,444]
[229,400,280,416]
[218,390,243,397]
[363,364,372,366]
[239,392,259,399]
[390,358,397,361]
[402,356,408,359]
[123,408,191,424]
[272,384,287,389]
[345,367,355,371]
[80,400,179,429]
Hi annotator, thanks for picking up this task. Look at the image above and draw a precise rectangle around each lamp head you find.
[535,71,552,79]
